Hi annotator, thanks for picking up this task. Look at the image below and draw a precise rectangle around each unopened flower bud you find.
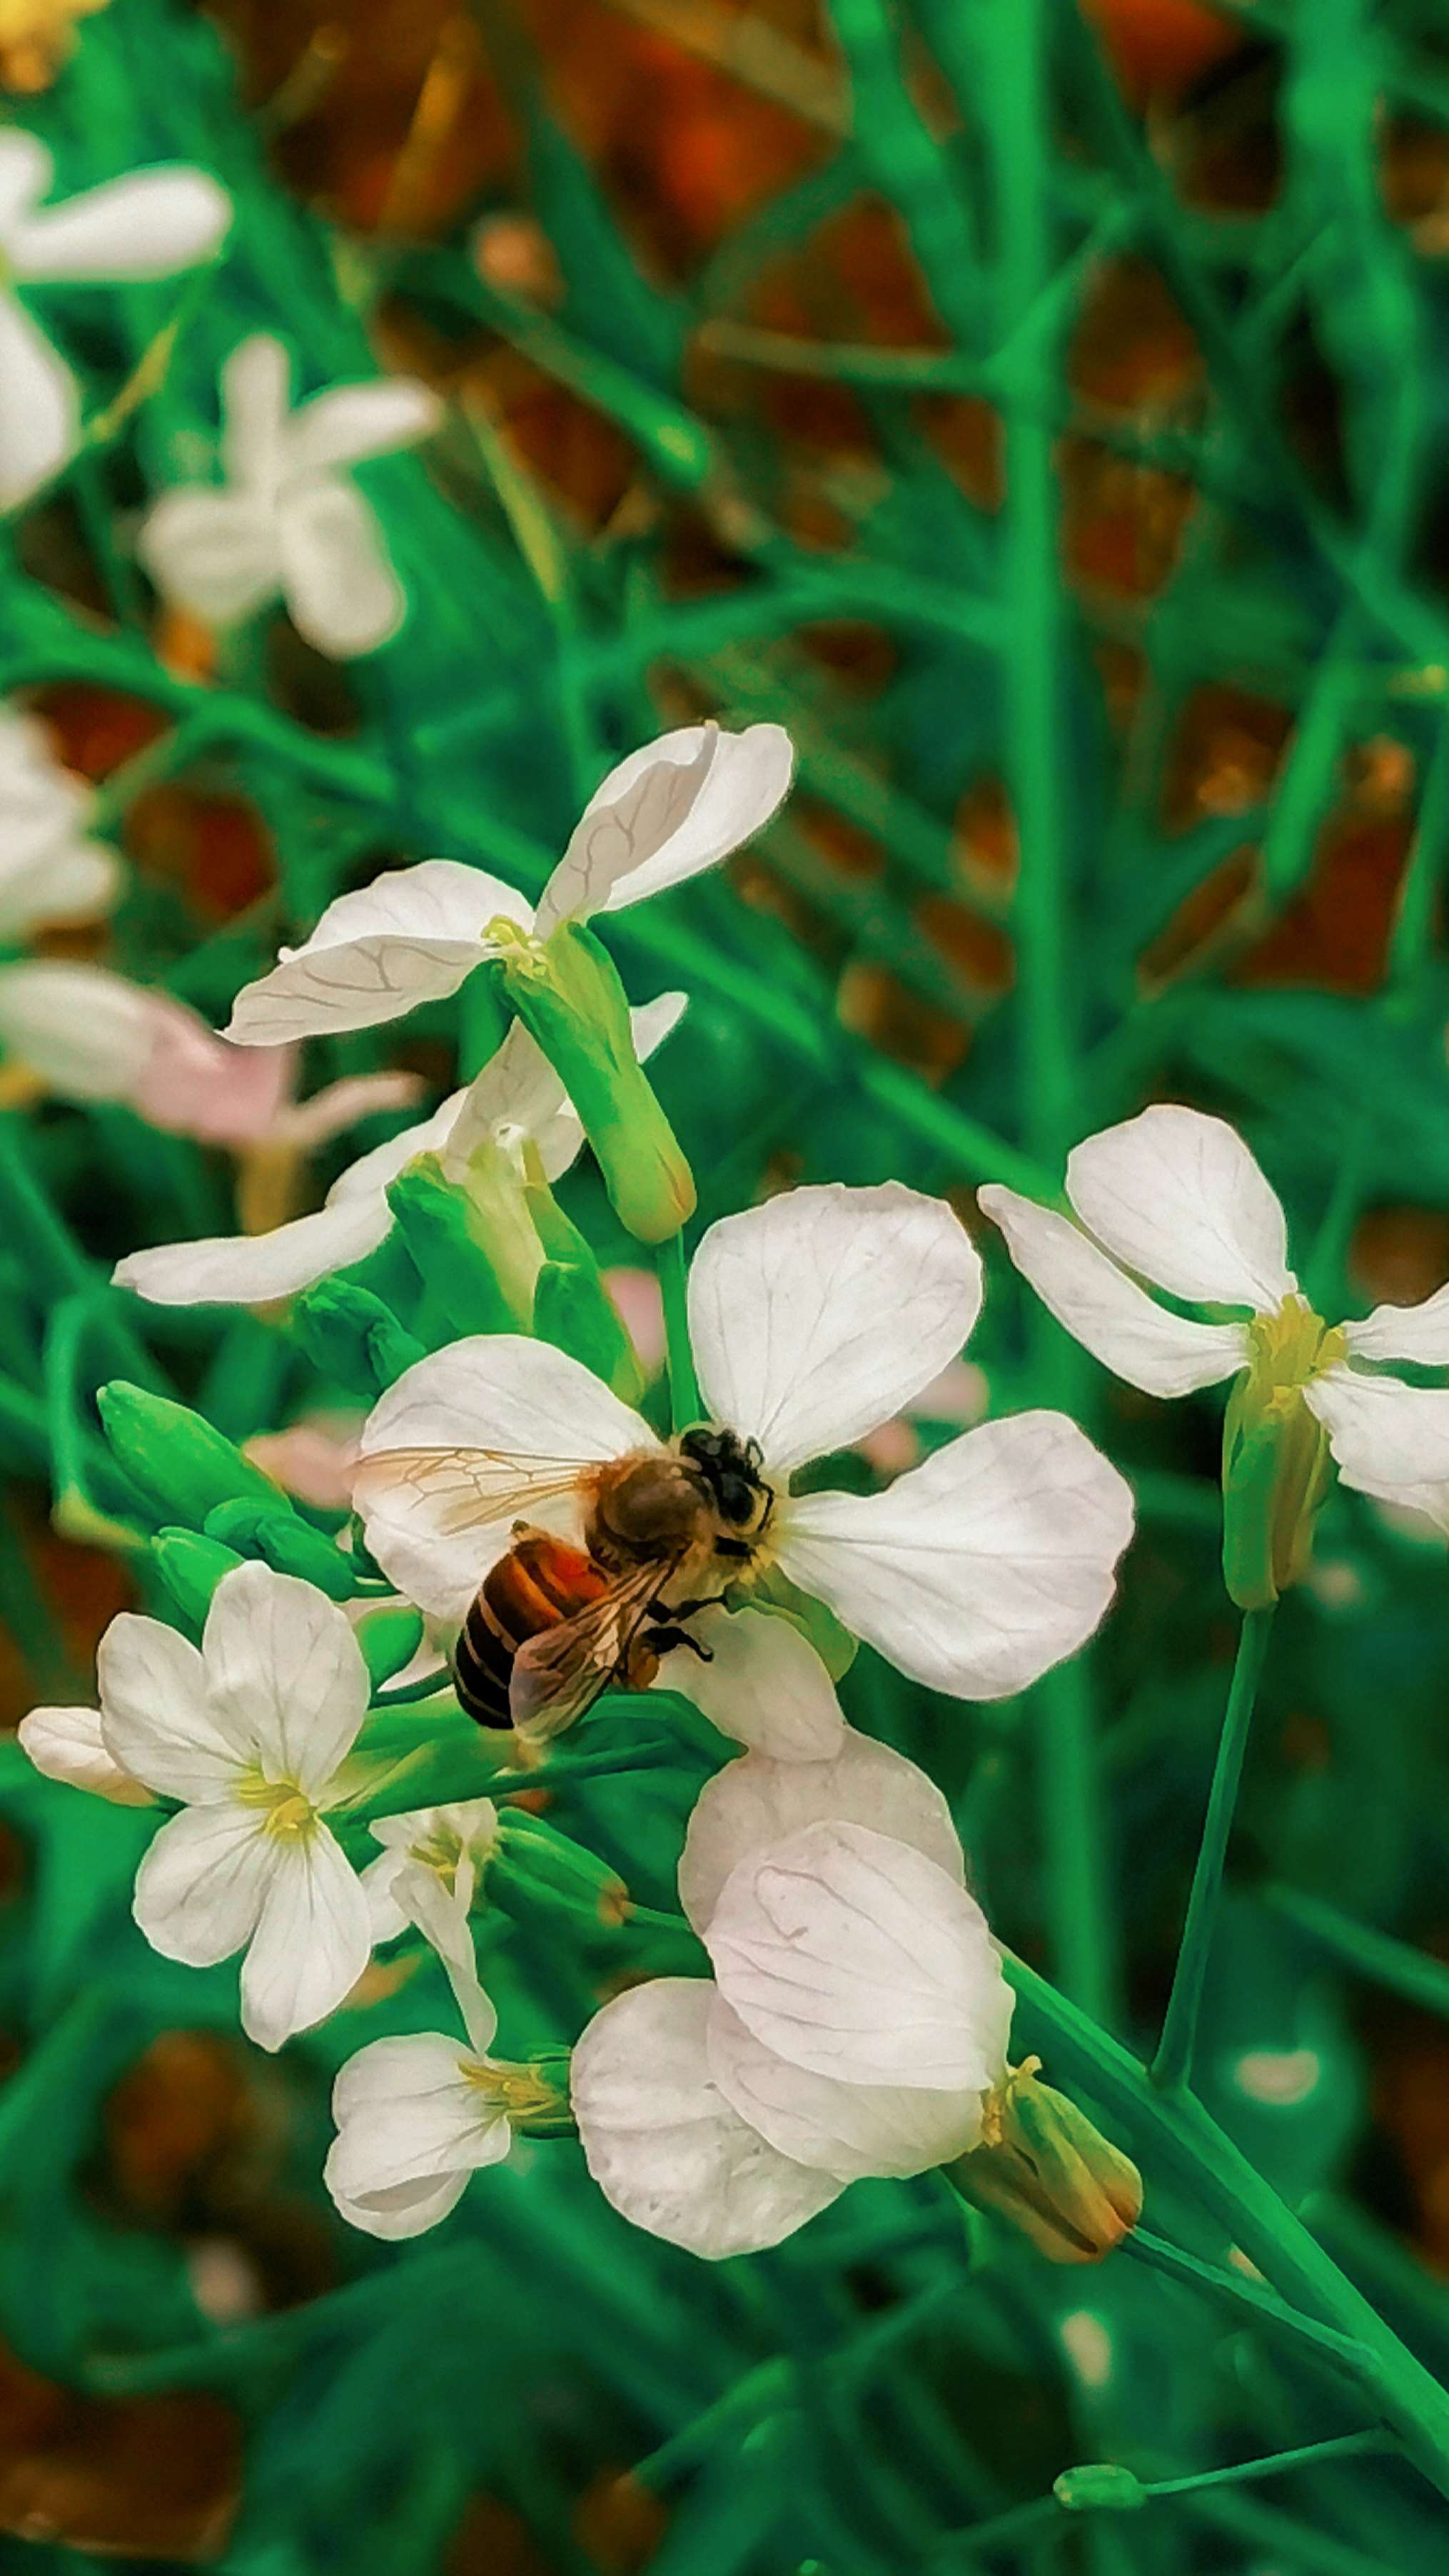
[1221,1299,1343,1611]
[490,1808,632,1930]
[355,1603,426,1691]
[949,2059,1143,2265]
[150,1527,246,1630]
[291,1278,425,1401]
[499,923,695,1244]
[386,1164,518,1339]
[100,1381,286,1528]
[1054,2464,1146,2513]
[204,1499,355,1600]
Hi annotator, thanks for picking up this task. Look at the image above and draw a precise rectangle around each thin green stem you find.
[1149,2428,1390,2498]
[656,1232,700,1431]
[1152,1605,1275,2093]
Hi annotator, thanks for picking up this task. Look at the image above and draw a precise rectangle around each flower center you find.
[235,1767,320,1841]
[484,916,543,973]
[1245,1294,1346,1408]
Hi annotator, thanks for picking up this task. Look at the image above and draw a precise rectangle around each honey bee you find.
[447,1428,774,1742]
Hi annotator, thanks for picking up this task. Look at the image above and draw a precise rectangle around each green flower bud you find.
[355,1603,427,1690]
[1222,1298,1343,1611]
[948,2060,1143,2265]
[490,1809,631,1930]
[151,1528,246,1630]
[100,1383,283,1529]
[533,1259,646,1405]
[387,1163,518,1341]
[292,1279,426,1400]
[203,1499,355,1601]
[499,923,695,1244]
[1053,2465,1146,2514]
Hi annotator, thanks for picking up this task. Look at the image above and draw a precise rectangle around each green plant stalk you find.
[1152,1606,1275,2093]
[656,1232,700,1431]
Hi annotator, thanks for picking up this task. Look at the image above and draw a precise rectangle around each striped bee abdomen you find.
[453,1535,612,1728]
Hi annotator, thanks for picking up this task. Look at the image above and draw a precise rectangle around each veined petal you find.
[707,1995,986,2181]
[113,1191,393,1309]
[571,1977,842,2257]
[225,861,532,1046]
[1306,1366,1449,1495]
[778,1413,1134,1700]
[136,486,280,625]
[979,1186,1248,1398]
[678,1730,963,1937]
[535,723,793,935]
[1066,1105,1294,1311]
[132,1804,271,1968]
[657,1608,847,1762]
[240,1827,372,2050]
[220,335,291,494]
[18,1705,153,1807]
[1346,1284,1449,1368]
[10,166,231,281]
[690,1183,983,1475]
[203,1562,369,1792]
[98,1612,243,1800]
[706,1820,1006,2091]
[0,293,74,507]
[329,2034,508,2196]
[277,477,405,659]
[355,1336,657,1622]
[0,960,159,1100]
[288,377,443,475]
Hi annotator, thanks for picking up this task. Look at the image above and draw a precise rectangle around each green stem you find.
[1152,1606,1275,2093]
[656,1232,701,1431]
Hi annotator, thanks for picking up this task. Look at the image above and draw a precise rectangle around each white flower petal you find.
[220,334,291,493]
[136,486,280,625]
[288,378,443,475]
[330,1093,465,1200]
[1066,1105,1294,1311]
[0,293,76,507]
[440,1019,572,1179]
[113,1191,392,1309]
[225,861,531,1046]
[0,960,158,1099]
[132,1803,271,1967]
[707,1820,1007,2091]
[277,477,405,659]
[0,131,49,231]
[657,1607,847,1761]
[239,1827,372,2050]
[778,1413,1134,1699]
[361,1848,410,1945]
[329,2166,471,2241]
[4,835,121,933]
[10,167,231,282]
[203,1563,369,1792]
[1306,1366,1449,1495]
[329,2033,508,2198]
[707,1994,986,2181]
[1346,1286,1449,1368]
[571,1977,842,2257]
[690,1183,983,1474]
[535,723,793,935]
[677,1729,963,1937]
[18,1705,153,1806]
[97,1612,243,1801]
[354,1335,657,1622]
[979,1185,1248,1398]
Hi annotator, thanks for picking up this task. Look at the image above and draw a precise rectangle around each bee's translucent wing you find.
[509,1558,679,1744]
[353,1447,595,1540]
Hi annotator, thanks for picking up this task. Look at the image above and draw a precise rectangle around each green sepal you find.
[203,1499,356,1601]
[511,2050,577,2139]
[532,1259,645,1404]
[99,1382,284,1529]
[1221,1381,1335,1613]
[490,1807,631,1930]
[501,923,695,1244]
[291,1278,427,1400]
[387,1164,518,1342]
[1053,2465,1146,2514]
[150,1527,246,1631]
[355,1603,427,1691]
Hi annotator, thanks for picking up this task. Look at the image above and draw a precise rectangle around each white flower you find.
[17,1703,153,1806]
[981,1103,1449,1512]
[136,334,441,658]
[571,1731,1013,2257]
[111,993,682,1309]
[0,958,416,1152]
[352,1182,1134,1723]
[221,723,793,1048]
[25,1563,374,2052]
[325,1872,514,2240]
[361,1797,498,1946]
[0,708,120,937]
[0,130,231,509]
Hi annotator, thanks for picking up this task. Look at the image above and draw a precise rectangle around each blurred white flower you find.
[112,993,682,1309]
[137,334,441,659]
[572,1731,1013,2257]
[353,1182,1134,1713]
[0,129,231,508]
[981,1103,1449,1516]
[0,708,120,938]
[222,723,793,1048]
[20,1563,374,2050]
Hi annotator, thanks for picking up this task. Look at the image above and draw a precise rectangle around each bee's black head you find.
[678,1425,769,1526]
